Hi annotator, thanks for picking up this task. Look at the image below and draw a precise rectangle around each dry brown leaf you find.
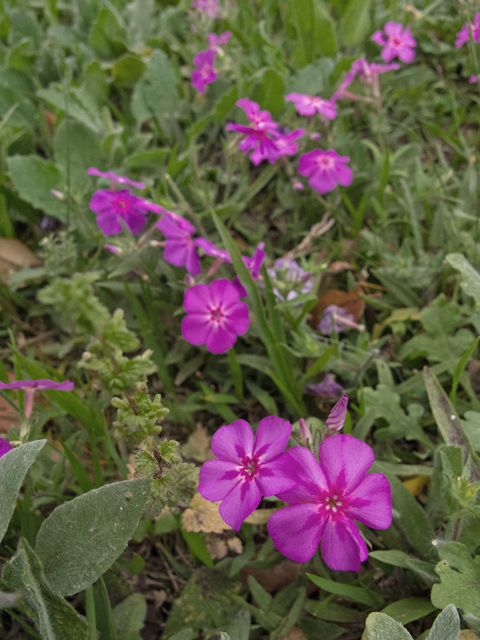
[241,559,303,593]
[403,476,430,497]
[328,261,355,274]
[181,493,231,533]
[311,288,365,328]
[126,454,136,481]
[459,631,480,640]
[227,537,243,555]
[244,508,277,525]
[182,428,213,462]
[0,238,42,283]
[282,627,308,640]
[206,534,228,560]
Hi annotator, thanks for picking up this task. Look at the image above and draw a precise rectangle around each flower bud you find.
[326,394,349,432]
[299,418,313,445]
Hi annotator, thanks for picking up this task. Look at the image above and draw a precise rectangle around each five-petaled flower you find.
[268,434,392,570]
[371,22,417,63]
[198,417,296,530]
[456,13,480,49]
[87,168,145,190]
[157,215,201,276]
[192,49,217,94]
[0,379,74,418]
[226,98,280,165]
[191,0,221,18]
[298,149,353,195]
[286,93,337,120]
[89,189,150,236]
[181,279,250,353]
[207,31,232,54]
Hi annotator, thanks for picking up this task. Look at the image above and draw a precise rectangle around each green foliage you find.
[431,542,480,617]
[112,389,169,441]
[365,612,413,640]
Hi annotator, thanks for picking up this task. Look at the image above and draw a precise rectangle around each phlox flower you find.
[87,168,145,190]
[226,98,280,166]
[371,22,416,63]
[318,304,364,334]
[89,189,150,236]
[157,215,201,276]
[198,417,296,530]
[325,394,349,432]
[207,31,232,54]
[233,242,266,297]
[0,437,12,458]
[470,74,480,83]
[266,258,315,303]
[305,374,344,398]
[192,49,217,94]
[268,434,392,570]
[331,69,357,102]
[181,279,250,353]
[298,149,353,195]
[194,238,232,263]
[0,379,74,419]
[456,14,480,49]
[191,0,220,18]
[351,58,400,84]
[286,93,337,119]
[272,129,306,161]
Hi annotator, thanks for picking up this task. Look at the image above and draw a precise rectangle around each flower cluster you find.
[191,31,232,94]
[455,13,480,49]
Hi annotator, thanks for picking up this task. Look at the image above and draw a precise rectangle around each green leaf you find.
[113,54,146,84]
[113,593,146,640]
[369,550,438,586]
[180,529,213,567]
[431,542,480,616]
[365,612,413,640]
[446,253,480,304]
[214,86,238,123]
[258,69,284,114]
[0,440,46,542]
[35,479,151,596]
[131,50,180,122]
[225,610,250,640]
[94,576,118,640]
[247,575,272,611]
[450,337,480,402]
[286,58,334,96]
[427,605,460,640]
[89,9,126,58]
[38,86,104,133]
[2,540,88,640]
[380,598,436,625]
[339,0,371,46]
[306,574,382,606]
[61,440,94,494]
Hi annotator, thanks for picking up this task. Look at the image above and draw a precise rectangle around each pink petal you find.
[320,516,368,571]
[210,419,254,462]
[275,446,328,504]
[345,473,392,529]
[318,434,374,494]
[308,170,337,195]
[381,45,396,62]
[121,211,146,234]
[335,164,353,187]
[254,416,292,462]
[219,477,262,530]
[268,503,326,563]
[209,279,241,308]
[205,323,238,353]
[181,314,210,345]
[96,212,123,235]
[198,459,241,501]
[184,284,210,313]
[256,455,298,496]
[0,437,12,458]
[184,245,201,276]
[224,302,250,335]
[371,30,387,46]
[384,22,403,37]
[164,240,188,267]
[398,47,415,63]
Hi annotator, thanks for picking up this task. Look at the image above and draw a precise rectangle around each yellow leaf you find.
[244,508,277,525]
[227,537,243,554]
[181,493,231,533]
[403,475,430,497]
[459,631,480,640]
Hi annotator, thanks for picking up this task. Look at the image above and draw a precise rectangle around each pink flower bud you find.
[325,394,349,431]
[299,418,313,445]
[293,181,304,191]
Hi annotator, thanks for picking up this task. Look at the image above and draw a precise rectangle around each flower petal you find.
[320,516,368,571]
[0,437,12,458]
[256,455,298,496]
[184,284,210,313]
[198,459,241,501]
[224,302,250,335]
[96,212,122,235]
[219,478,262,530]
[254,416,292,462]
[209,279,241,308]
[181,314,210,345]
[318,434,374,494]
[184,246,202,276]
[205,324,237,353]
[345,473,392,529]
[268,503,326,563]
[211,419,254,462]
[164,240,188,267]
[275,446,328,504]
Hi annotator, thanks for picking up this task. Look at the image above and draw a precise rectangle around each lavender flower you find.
[298,149,353,195]
[233,242,266,297]
[157,215,201,276]
[226,98,280,166]
[89,189,150,236]
[267,258,315,303]
[456,13,480,49]
[318,304,364,334]
[191,0,221,18]
[371,22,417,63]
[192,49,217,94]
[286,93,337,119]
[351,58,400,84]
[194,238,232,263]
[305,374,344,398]
[207,31,232,54]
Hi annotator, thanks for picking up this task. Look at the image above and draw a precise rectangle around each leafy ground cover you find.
[1,0,480,638]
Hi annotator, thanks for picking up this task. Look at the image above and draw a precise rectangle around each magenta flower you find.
[181,279,250,353]
[371,22,416,63]
[207,31,232,53]
[194,238,232,263]
[226,98,280,166]
[331,69,357,102]
[87,168,145,190]
[326,395,349,432]
[0,379,74,418]
[198,417,295,530]
[233,242,266,297]
[286,93,337,119]
[157,215,201,276]
[351,58,400,84]
[191,0,220,18]
[298,149,353,195]
[271,129,306,161]
[318,305,364,334]
[192,49,217,94]
[89,189,150,236]
[268,434,392,570]
[470,74,480,83]
[0,437,12,458]
[456,14,480,48]
[305,374,344,398]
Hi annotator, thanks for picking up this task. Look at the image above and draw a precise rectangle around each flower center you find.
[209,305,226,324]
[240,455,259,478]
[389,35,403,47]
[113,197,129,214]
[322,493,344,514]
[317,155,335,170]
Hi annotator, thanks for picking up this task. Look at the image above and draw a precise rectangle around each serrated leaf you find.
[35,479,150,596]
[431,542,480,616]
[131,50,180,122]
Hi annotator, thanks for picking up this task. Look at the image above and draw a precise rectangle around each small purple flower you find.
[191,0,220,17]
[326,395,349,432]
[233,242,266,297]
[0,379,74,418]
[371,22,417,63]
[456,13,480,49]
[89,189,149,236]
[298,149,353,195]
[305,374,344,398]
[198,417,295,530]
[192,49,217,94]
[470,74,480,83]
[194,238,232,263]
[318,305,364,335]
[272,129,306,161]
[268,434,392,570]
[293,180,304,191]
[351,58,400,84]
[286,93,337,119]
[181,279,250,353]
[87,168,146,190]
[226,98,280,166]
[0,438,12,458]
[157,215,201,276]
[267,258,315,303]
[207,31,232,54]
[331,69,357,102]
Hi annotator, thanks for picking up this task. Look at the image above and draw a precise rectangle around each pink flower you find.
[318,304,364,334]
[0,379,74,418]
[371,22,416,63]
[226,98,280,165]
[470,74,480,83]
[268,434,392,570]
[233,242,266,297]
[157,215,201,276]
[193,238,232,263]
[191,0,220,18]
[305,375,344,398]
[89,189,149,235]
[351,58,400,84]
[298,149,353,195]
[0,437,12,458]
[286,93,337,119]
[191,49,217,94]
[198,417,296,530]
[104,244,122,255]
[456,14,480,48]
[181,279,250,353]
[272,129,306,161]
[331,69,357,102]
[87,168,145,190]
[207,31,232,54]
[325,394,349,432]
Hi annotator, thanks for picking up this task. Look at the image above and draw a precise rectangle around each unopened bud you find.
[50,189,65,200]
[82,351,93,360]
[299,418,313,445]
[137,382,148,393]
[326,395,349,432]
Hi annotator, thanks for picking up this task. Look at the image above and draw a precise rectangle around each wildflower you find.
[293,181,304,191]
[331,69,357,102]
[233,242,266,297]
[207,31,232,54]
[272,129,306,161]
[191,49,217,94]
[371,22,417,63]
[194,237,232,263]
[268,434,392,569]
[157,215,201,276]
[351,58,400,84]
[470,74,480,83]
[310,132,321,141]
[456,13,480,49]
[267,258,315,302]
[325,395,349,432]
[0,437,12,458]
[198,417,295,530]
[318,304,364,334]
[226,98,280,165]
[191,0,221,18]
[305,374,344,398]
[89,189,150,236]
[181,279,250,353]
[87,168,146,190]
[0,379,74,419]
[286,93,337,119]
[298,149,353,195]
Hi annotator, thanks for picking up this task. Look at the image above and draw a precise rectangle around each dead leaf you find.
[282,626,308,640]
[0,238,42,284]
[126,454,136,481]
[227,537,243,555]
[328,261,355,274]
[181,493,231,534]
[206,534,228,560]
[459,631,480,640]
[241,559,302,593]
[403,476,430,497]
[182,428,213,462]
[310,288,365,328]
[244,508,277,525]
